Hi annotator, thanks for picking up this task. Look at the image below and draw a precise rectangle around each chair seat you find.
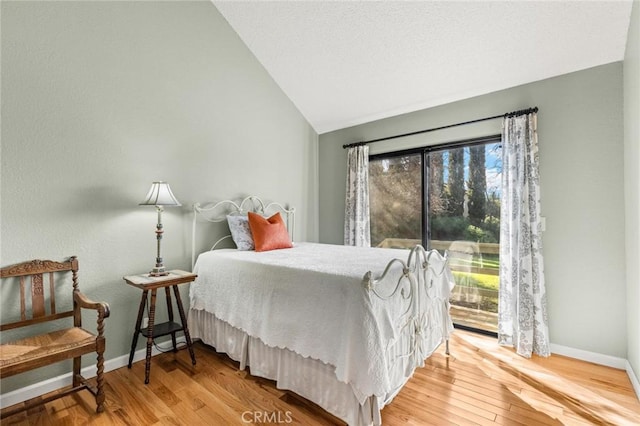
[0,327,97,377]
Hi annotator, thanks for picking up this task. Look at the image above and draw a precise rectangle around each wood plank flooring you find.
[2,330,639,425]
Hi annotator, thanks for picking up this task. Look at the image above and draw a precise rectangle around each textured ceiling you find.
[213,1,633,134]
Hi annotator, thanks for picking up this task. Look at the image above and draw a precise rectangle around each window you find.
[369,136,502,334]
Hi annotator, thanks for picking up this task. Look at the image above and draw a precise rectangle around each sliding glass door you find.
[369,137,502,334]
[370,154,422,248]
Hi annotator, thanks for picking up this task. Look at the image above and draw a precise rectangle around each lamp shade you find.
[139,182,181,206]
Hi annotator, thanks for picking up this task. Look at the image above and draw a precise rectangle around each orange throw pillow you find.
[247,212,293,252]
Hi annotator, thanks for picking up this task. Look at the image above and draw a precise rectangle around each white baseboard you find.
[550,343,640,401]
[0,337,186,409]
[627,361,640,400]
[549,343,627,369]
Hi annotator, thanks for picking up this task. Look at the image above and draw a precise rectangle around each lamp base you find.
[149,267,169,277]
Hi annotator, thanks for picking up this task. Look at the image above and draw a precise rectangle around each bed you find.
[187,196,454,425]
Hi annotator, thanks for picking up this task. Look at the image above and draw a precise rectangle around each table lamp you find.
[139,181,181,276]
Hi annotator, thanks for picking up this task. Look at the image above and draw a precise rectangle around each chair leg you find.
[95,349,106,412]
[73,357,81,387]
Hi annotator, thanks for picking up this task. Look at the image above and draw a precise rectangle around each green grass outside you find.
[452,271,499,291]
[450,257,499,269]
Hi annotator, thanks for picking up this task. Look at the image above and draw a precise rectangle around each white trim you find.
[0,337,185,409]
[545,344,639,401]
[627,361,640,401]
[550,343,627,369]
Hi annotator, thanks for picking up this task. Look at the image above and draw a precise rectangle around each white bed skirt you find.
[188,308,383,426]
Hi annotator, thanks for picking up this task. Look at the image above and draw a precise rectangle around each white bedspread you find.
[189,242,453,404]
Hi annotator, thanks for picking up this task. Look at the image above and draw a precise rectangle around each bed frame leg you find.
[446,339,450,355]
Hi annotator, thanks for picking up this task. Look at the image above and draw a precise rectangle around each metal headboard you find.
[191,195,295,269]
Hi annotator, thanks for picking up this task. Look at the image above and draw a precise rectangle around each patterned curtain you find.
[344,145,371,247]
[498,112,550,358]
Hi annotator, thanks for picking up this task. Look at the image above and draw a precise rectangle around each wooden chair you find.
[0,257,110,419]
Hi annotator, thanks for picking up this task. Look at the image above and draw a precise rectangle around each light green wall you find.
[0,1,318,393]
[320,63,627,359]
[624,0,640,385]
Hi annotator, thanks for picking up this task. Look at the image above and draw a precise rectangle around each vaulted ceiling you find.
[213,1,633,134]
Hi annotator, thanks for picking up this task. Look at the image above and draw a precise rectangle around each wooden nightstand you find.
[123,270,197,384]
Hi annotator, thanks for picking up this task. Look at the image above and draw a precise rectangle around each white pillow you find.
[227,214,254,250]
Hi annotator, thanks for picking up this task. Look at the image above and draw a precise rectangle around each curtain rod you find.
[342,106,538,149]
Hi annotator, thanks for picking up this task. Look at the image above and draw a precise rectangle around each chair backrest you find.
[0,257,79,332]
[447,240,482,273]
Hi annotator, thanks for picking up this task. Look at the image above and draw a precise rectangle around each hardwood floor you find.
[3,330,639,425]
